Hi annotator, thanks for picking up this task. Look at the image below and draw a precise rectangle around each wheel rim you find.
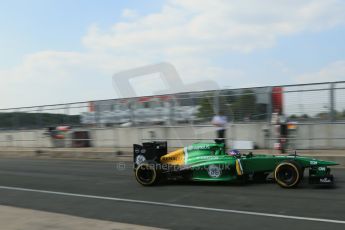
[275,163,299,187]
[277,166,296,184]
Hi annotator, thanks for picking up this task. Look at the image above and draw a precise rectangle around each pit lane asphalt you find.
[0,158,344,230]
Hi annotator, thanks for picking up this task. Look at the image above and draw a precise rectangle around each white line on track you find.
[0,185,344,225]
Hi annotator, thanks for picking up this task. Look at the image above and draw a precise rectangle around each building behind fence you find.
[0,81,345,150]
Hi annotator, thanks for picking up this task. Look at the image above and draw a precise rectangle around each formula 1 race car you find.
[133,141,338,188]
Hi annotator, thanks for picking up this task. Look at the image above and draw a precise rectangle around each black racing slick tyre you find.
[135,162,161,186]
[274,161,303,188]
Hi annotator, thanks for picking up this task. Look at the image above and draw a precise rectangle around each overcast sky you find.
[1,0,345,109]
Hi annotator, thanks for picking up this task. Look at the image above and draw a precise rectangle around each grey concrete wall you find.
[0,130,49,148]
[293,123,345,149]
[0,123,345,149]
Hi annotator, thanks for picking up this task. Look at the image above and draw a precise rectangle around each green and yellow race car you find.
[133,141,338,188]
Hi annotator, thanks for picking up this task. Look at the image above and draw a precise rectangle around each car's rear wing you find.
[133,141,167,168]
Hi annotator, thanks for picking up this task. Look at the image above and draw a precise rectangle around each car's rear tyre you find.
[135,162,160,186]
[274,161,302,188]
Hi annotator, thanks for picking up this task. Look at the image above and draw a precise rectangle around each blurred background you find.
[1,81,345,151]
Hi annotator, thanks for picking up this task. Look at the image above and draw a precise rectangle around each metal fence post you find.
[330,83,336,122]
[95,102,100,127]
[266,87,272,149]
[36,106,43,148]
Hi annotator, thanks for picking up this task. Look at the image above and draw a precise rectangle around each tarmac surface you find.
[0,158,344,230]
[0,205,166,230]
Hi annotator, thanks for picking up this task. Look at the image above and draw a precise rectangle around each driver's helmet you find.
[228,149,240,156]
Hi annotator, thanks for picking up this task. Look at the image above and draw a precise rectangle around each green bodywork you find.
[182,142,338,181]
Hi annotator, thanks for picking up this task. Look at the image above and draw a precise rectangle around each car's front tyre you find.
[274,161,302,188]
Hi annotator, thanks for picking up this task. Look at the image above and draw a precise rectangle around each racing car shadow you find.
[156,177,276,187]
[155,177,339,189]
[298,181,339,190]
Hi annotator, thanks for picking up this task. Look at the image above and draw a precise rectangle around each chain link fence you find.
[0,81,345,150]
[1,81,344,130]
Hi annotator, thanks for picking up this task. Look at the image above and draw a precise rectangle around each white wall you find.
[1,123,345,149]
